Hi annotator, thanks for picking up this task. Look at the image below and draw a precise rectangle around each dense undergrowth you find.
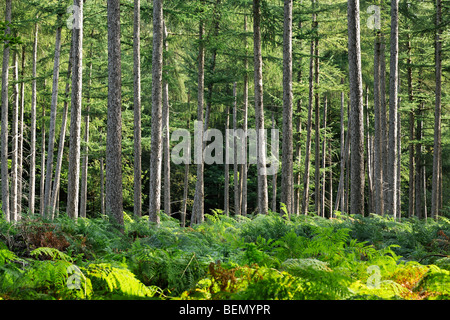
[0,211,450,300]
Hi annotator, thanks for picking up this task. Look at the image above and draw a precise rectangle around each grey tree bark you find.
[253,0,268,215]
[300,4,316,216]
[281,0,293,216]
[387,0,399,219]
[79,56,92,219]
[10,51,19,221]
[51,43,73,219]
[233,82,240,216]
[240,15,249,217]
[18,46,26,217]
[67,0,83,219]
[313,0,320,217]
[191,6,205,225]
[347,0,365,216]
[149,0,163,224]
[43,15,63,218]
[373,30,385,216]
[224,102,230,216]
[431,0,442,220]
[29,22,38,216]
[1,0,11,221]
[106,0,124,226]
[133,0,142,218]
[407,34,415,218]
[162,21,171,217]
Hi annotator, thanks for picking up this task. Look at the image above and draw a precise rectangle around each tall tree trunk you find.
[100,158,105,216]
[373,30,385,216]
[67,0,83,219]
[149,0,163,224]
[301,3,316,216]
[133,0,142,217]
[407,34,415,218]
[43,15,63,218]
[281,0,293,216]
[79,56,92,219]
[29,21,38,216]
[51,41,73,218]
[1,0,11,221]
[347,0,365,216]
[191,1,205,225]
[321,95,327,217]
[365,86,374,214]
[334,113,350,213]
[105,0,124,226]
[415,99,423,219]
[233,82,240,216]
[271,112,277,213]
[253,0,268,215]
[10,51,19,221]
[387,0,399,219]
[162,21,171,217]
[18,46,26,217]
[240,15,249,217]
[40,82,46,217]
[431,0,442,220]
[313,0,320,217]
[339,78,345,213]
[224,102,230,216]
[181,97,191,227]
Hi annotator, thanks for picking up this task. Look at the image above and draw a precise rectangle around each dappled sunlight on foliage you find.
[0,212,449,300]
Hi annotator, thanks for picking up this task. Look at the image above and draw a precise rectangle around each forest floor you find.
[1,211,450,300]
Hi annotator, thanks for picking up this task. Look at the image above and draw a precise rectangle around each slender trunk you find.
[10,51,19,221]
[1,0,11,221]
[281,0,293,216]
[233,82,240,216]
[407,34,415,218]
[181,98,191,227]
[240,15,249,217]
[29,22,38,216]
[328,135,333,217]
[105,0,124,226]
[51,41,73,218]
[415,101,423,219]
[272,112,277,213]
[79,56,92,219]
[335,106,351,213]
[133,0,142,217]
[374,30,385,216]
[253,0,268,215]
[162,21,171,217]
[320,95,327,217]
[314,1,320,216]
[67,0,83,219]
[224,102,230,216]
[301,5,316,216]
[380,39,388,204]
[40,83,46,217]
[191,2,205,225]
[43,16,63,218]
[18,46,25,217]
[431,0,442,220]
[387,0,399,219]
[365,86,373,214]
[100,158,105,216]
[347,0,365,216]
[339,79,345,213]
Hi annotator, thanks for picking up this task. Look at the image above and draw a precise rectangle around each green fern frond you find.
[30,247,73,262]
